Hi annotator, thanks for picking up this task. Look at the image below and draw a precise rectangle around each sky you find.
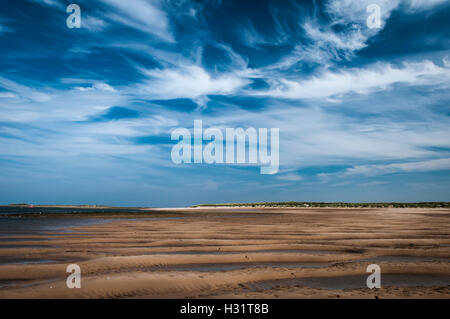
[0,0,449,207]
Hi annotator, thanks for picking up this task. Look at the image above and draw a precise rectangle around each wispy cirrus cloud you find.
[295,0,450,67]
[0,92,17,99]
[276,173,303,182]
[0,76,51,102]
[98,0,174,42]
[136,65,251,101]
[251,60,450,100]
[339,158,450,177]
[82,15,108,32]
[74,82,116,92]
[27,0,64,9]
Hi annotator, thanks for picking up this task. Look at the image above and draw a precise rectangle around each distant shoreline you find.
[0,203,449,219]
[191,202,450,208]
[4,201,450,210]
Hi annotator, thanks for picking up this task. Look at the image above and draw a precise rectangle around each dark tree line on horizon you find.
[192,202,450,208]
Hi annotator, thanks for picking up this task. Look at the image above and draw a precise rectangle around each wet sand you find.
[0,207,449,299]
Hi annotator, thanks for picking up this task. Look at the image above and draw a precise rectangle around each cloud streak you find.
[98,0,174,42]
[342,158,450,177]
[251,60,450,100]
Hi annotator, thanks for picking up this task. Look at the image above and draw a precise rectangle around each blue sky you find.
[0,0,449,206]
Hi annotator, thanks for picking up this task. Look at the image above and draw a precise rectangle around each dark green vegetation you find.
[192,202,450,208]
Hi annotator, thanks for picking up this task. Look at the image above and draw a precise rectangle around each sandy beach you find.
[0,207,449,299]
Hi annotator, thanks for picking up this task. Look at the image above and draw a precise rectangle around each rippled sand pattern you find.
[0,208,449,298]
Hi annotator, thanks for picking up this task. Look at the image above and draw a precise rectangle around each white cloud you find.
[99,0,174,42]
[123,44,256,106]
[326,0,401,29]
[300,21,367,64]
[74,82,116,92]
[251,60,450,100]
[292,0,401,66]
[359,181,389,187]
[137,65,250,100]
[303,22,366,52]
[82,15,108,32]
[276,173,303,181]
[343,158,450,177]
[0,76,51,102]
[186,94,450,175]
[27,0,64,9]
[325,0,447,28]
[0,77,124,122]
[0,92,17,99]
[293,0,448,67]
